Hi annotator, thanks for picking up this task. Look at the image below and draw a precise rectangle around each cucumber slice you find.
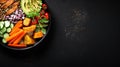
[5,21,10,27]
[2,38,7,43]
[3,33,9,39]
[7,28,11,33]
[1,27,6,34]
[0,21,4,29]
[10,23,14,29]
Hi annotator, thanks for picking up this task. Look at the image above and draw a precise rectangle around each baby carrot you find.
[6,29,23,42]
[10,21,22,33]
[13,31,26,44]
[10,28,21,36]
[8,44,27,48]
[13,21,22,28]
[9,37,18,44]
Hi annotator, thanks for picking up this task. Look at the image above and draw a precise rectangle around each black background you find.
[0,0,120,66]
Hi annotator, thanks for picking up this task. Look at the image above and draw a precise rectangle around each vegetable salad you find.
[0,0,50,48]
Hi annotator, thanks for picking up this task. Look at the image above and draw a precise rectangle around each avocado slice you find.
[21,0,42,18]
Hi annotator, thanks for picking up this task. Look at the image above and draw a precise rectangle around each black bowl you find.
[0,0,51,50]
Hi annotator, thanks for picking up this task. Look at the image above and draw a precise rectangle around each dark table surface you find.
[0,0,119,66]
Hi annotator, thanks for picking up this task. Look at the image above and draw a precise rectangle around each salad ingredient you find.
[35,17,49,35]
[1,0,14,9]
[5,21,10,27]
[23,18,31,26]
[13,31,26,44]
[0,21,14,43]
[0,34,2,37]
[21,0,42,18]
[10,20,22,34]
[6,29,23,42]
[0,9,5,20]
[40,10,45,15]
[8,44,26,48]
[23,25,36,33]
[10,28,20,36]
[24,34,35,45]
[42,24,48,27]
[9,37,17,44]
[7,28,12,33]
[0,21,13,35]
[39,18,49,23]
[44,12,49,20]
[0,0,20,20]
[5,1,20,15]
[0,21,4,29]
[33,31,43,39]
[2,38,7,43]
[31,18,38,25]
[0,0,7,3]
[10,23,14,29]
[8,20,26,45]
[3,33,9,39]
[5,9,25,23]
[41,28,47,34]
[1,27,6,34]
[14,21,23,28]
[6,4,18,15]
[42,4,47,10]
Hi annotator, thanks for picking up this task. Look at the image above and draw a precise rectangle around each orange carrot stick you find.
[10,21,22,32]
[8,44,27,48]
[10,28,20,36]
[9,37,18,44]
[13,31,26,44]
[14,21,22,27]
[6,29,23,42]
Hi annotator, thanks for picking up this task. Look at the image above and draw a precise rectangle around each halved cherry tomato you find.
[44,12,49,19]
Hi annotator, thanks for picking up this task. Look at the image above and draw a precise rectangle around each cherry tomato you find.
[40,10,45,16]
[42,4,47,10]
[42,4,47,7]
[44,12,49,19]
[35,16,41,20]
[31,18,38,25]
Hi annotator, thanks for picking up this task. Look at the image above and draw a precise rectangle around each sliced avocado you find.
[21,0,42,18]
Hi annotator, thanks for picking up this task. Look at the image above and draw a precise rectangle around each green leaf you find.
[35,27,40,32]
[27,12,40,18]
[42,24,48,27]
[41,28,46,34]
[38,18,49,23]
[0,34,3,37]
[39,23,48,28]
